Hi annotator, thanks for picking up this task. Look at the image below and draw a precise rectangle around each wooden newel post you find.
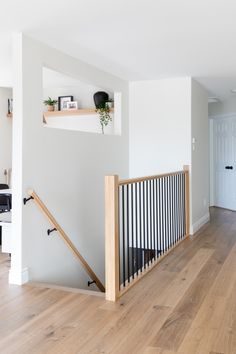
[105,175,119,301]
[183,165,190,238]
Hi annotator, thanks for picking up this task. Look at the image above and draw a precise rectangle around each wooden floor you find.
[1,207,236,354]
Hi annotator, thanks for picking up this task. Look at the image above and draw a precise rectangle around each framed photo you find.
[58,96,73,111]
[66,101,78,110]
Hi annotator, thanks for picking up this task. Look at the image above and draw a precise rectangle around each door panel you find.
[214,117,236,210]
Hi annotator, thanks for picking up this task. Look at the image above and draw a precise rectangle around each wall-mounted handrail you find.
[105,165,190,301]
[27,189,105,293]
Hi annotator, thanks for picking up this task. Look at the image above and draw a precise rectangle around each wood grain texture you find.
[119,170,185,186]
[0,207,236,353]
[44,108,114,119]
[105,175,119,301]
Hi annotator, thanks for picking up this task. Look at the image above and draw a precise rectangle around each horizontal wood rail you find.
[44,108,114,119]
[119,170,185,186]
[105,165,190,301]
[27,190,105,293]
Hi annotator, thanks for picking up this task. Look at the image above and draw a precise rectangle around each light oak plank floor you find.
[0,207,236,354]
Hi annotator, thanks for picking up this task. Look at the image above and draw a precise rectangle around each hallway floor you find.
[0,207,236,353]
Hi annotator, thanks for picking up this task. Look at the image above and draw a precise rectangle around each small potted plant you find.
[96,104,112,134]
[43,97,58,112]
[106,98,114,109]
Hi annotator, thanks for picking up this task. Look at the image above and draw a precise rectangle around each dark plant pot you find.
[93,91,109,109]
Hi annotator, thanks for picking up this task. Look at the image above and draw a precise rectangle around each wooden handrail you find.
[27,189,105,293]
[119,170,185,186]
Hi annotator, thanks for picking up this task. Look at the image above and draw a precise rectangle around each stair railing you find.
[25,190,105,292]
[105,165,190,301]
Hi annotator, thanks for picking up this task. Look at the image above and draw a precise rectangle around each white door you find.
[214,117,236,210]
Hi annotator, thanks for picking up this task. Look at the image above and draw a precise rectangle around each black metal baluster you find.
[127,184,130,283]
[171,176,174,246]
[168,176,170,249]
[173,175,177,243]
[135,182,138,275]
[150,180,153,262]
[146,180,149,266]
[159,179,162,255]
[161,177,165,253]
[176,175,178,242]
[139,182,143,272]
[122,185,125,287]
[153,179,156,260]
[172,175,175,245]
[156,179,159,258]
[181,173,184,239]
[165,176,167,250]
[170,175,173,247]
[177,174,180,242]
[179,175,181,240]
[178,175,181,240]
[172,175,175,246]
[183,174,186,236]
[176,174,178,243]
[118,187,121,289]
[179,174,182,240]
[176,174,179,242]
[164,177,168,252]
[143,181,146,269]
[131,184,134,279]
[166,176,170,250]
[169,176,171,248]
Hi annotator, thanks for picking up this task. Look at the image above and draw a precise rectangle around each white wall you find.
[0,88,12,184]
[43,67,113,110]
[191,80,209,232]
[129,78,192,176]
[11,34,129,290]
[129,78,209,234]
[45,113,114,135]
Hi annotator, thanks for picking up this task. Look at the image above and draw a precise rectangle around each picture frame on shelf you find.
[58,96,73,111]
[66,101,78,110]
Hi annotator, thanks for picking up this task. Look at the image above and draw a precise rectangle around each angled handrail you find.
[27,189,105,293]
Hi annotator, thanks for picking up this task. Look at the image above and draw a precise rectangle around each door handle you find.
[225,166,233,169]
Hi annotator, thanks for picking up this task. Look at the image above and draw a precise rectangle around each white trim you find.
[9,267,29,285]
[190,212,210,235]
[209,119,215,206]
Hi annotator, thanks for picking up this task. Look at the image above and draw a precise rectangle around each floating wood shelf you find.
[6,113,12,118]
[44,108,114,119]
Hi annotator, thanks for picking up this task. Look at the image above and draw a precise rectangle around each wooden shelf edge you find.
[44,108,114,119]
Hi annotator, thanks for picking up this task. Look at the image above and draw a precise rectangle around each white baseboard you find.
[190,212,210,235]
[9,267,29,285]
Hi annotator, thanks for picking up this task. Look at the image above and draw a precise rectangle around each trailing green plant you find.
[96,104,112,134]
[43,97,58,106]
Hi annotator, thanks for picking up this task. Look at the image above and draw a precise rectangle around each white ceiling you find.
[1,0,236,100]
